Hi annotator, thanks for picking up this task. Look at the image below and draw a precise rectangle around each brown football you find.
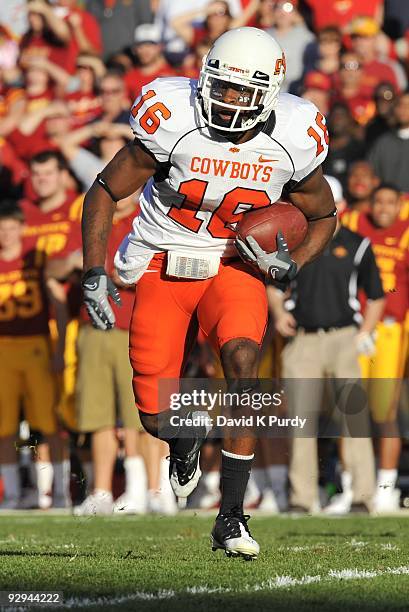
[237,201,308,253]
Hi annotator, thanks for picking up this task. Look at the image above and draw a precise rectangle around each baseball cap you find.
[304,71,331,92]
[350,16,379,37]
[134,24,161,45]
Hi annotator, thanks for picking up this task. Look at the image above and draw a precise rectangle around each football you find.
[237,201,308,253]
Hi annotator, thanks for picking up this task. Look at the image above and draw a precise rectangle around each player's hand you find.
[82,267,122,331]
[235,231,297,282]
[355,330,376,356]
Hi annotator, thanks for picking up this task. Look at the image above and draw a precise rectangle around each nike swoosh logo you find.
[84,282,98,290]
[258,156,279,163]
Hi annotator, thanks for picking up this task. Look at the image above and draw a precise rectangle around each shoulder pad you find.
[274,94,329,186]
[129,77,198,163]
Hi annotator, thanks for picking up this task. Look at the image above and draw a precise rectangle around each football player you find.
[20,149,83,508]
[0,203,67,509]
[342,184,409,512]
[82,28,336,558]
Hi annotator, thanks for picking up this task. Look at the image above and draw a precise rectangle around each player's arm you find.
[235,168,336,282]
[82,140,156,270]
[289,166,337,270]
[81,139,157,329]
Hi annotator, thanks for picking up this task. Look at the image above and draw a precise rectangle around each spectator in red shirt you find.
[230,0,275,30]
[304,0,384,33]
[21,61,56,111]
[64,54,105,129]
[20,0,77,75]
[56,0,103,57]
[125,24,175,102]
[332,51,375,127]
[7,59,59,162]
[10,100,71,163]
[20,54,71,98]
[349,17,405,95]
[7,57,69,163]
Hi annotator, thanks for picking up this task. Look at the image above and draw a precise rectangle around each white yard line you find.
[279,540,400,553]
[4,565,409,610]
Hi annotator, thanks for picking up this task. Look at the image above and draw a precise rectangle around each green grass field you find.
[1,513,409,611]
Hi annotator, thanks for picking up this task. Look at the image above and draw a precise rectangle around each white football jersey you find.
[120,77,329,259]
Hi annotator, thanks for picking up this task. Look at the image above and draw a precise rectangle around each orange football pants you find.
[129,253,268,414]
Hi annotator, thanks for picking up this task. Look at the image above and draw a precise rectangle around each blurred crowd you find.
[0,0,408,516]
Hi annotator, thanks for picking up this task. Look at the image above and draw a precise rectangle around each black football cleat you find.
[211,510,259,560]
[169,437,203,499]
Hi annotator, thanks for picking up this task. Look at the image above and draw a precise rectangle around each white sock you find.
[252,467,268,493]
[341,471,353,495]
[82,461,94,493]
[2,464,21,500]
[266,464,288,495]
[124,455,147,498]
[35,461,53,497]
[53,460,70,499]
[202,470,219,493]
[377,469,398,492]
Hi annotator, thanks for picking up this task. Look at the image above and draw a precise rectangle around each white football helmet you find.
[197,27,286,133]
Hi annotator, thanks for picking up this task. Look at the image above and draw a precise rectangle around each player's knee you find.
[221,338,259,379]
[139,409,186,442]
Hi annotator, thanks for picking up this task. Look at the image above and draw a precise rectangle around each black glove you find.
[235,231,297,282]
[82,267,121,331]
